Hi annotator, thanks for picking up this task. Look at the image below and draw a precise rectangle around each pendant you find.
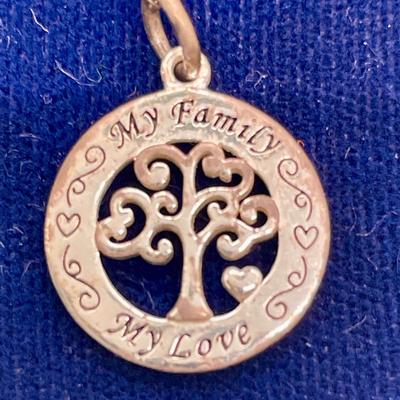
[44,0,330,373]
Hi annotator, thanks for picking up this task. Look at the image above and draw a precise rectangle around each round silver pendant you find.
[44,48,331,373]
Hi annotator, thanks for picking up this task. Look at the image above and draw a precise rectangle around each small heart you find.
[222,266,263,302]
[56,213,81,237]
[294,225,319,250]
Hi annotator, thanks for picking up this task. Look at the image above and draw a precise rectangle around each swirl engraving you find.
[277,158,313,221]
[96,142,279,321]
[62,245,100,310]
[67,146,106,206]
[265,256,308,320]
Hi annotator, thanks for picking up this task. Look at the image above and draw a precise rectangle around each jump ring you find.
[141,0,201,81]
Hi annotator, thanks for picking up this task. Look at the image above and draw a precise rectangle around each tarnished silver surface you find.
[44,48,331,373]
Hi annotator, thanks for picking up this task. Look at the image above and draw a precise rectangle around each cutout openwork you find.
[96,142,279,321]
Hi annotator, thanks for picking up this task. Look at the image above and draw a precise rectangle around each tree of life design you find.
[96,142,279,321]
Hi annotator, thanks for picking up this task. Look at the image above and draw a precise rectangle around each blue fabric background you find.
[1,0,399,398]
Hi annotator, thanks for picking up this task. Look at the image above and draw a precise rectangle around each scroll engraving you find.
[67,146,106,206]
[96,142,279,321]
[57,146,106,311]
[265,256,308,320]
[268,158,318,320]
[277,158,313,221]
[62,245,100,310]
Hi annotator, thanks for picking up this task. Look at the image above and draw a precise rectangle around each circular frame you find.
[44,86,330,373]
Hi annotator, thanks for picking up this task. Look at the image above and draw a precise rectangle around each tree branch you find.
[96,142,279,267]
[197,193,279,261]
[216,195,279,260]
[134,145,187,191]
[96,188,179,263]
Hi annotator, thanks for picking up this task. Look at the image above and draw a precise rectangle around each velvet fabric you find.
[1,0,399,398]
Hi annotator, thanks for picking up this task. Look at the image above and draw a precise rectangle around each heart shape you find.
[56,213,81,237]
[222,266,263,302]
[294,225,319,250]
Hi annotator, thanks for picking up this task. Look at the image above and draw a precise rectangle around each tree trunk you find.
[167,243,213,321]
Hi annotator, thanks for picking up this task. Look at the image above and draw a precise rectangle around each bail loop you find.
[141,0,202,81]
[160,47,211,89]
